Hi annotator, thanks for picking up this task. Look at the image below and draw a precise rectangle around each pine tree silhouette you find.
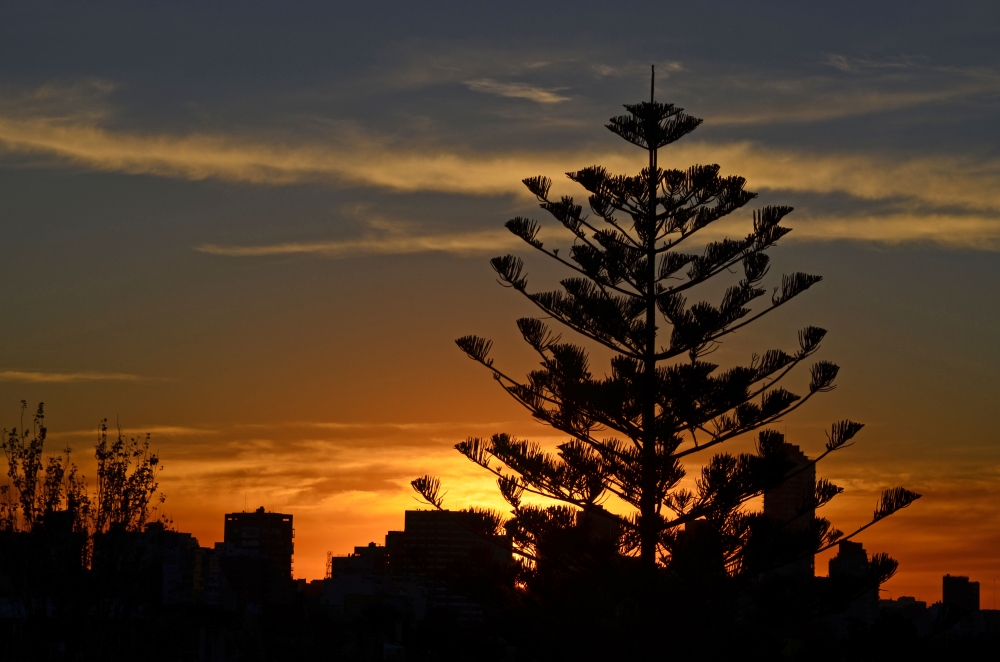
[413,69,919,620]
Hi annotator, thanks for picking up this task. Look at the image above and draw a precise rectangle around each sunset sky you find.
[1,2,999,604]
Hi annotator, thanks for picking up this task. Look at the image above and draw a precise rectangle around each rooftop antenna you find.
[244,491,247,512]
[651,64,655,103]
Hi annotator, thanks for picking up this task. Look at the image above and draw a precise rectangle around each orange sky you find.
[18,237,1000,604]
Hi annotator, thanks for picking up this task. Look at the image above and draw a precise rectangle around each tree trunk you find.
[640,138,659,571]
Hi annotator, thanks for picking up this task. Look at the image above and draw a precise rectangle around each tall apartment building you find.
[216,507,295,604]
[828,540,878,622]
[222,506,294,578]
[393,510,511,579]
[828,540,869,579]
[388,510,512,619]
[763,443,816,576]
[943,574,980,612]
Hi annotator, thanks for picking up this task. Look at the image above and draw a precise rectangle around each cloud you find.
[706,85,994,125]
[142,425,217,436]
[782,212,1000,248]
[0,370,152,383]
[296,420,515,432]
[226,420,521,446]
[199,209,1000,259]
[200,187,1000,259]
[195,228,521,257]
[826,54,854,73]
[154,420,570,511]
[2,107,998,213]
[592,64,620,77]
[824,53,929,73]
[196,205,580,258]
[594,61,683,78]
[196,196,1000,259]
[160,433,482,499]
[693,142,1000,212]
[698,210,1000,251]
[48,425,216,439]
[3,84,1000,251]
[464,78,570,104]
[0,108,635,194]
[707,59,1000,126]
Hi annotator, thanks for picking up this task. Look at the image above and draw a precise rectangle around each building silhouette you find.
[393,510,510,580]
[215,506,295,604]
[324,510,512,621]
[136,522,206,605]
[943,574,980,612]
[323,540,426,619]
[828,540,878,622]
[828,540,868,579]
[351,541,392,575]
[222,506,294,578]
[763,443,815,576]
[90,521,213,606]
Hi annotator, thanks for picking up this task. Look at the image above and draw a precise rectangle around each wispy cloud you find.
[593,61,683,78]
[824,53,930,73]
[157,421,563,506]
[3,84,1000,250]
[192,138,1000,258]
[0,370,152,383]
[694,142,1000,212]
[200,210,1000,259]
[2,105,998,212]
[0,108,636,194]
[707,85,994,125]
[48,425,217,442]
[707,59,1000,126]
[702,210,1000,250]
[783,212,1000,248]
[195,228,521,257]
[296,420,515,431]
[464,78,570,104]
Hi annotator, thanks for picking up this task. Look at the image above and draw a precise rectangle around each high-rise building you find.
[222,506,294,579]
[216,507,295,604]
[764,443,815,523]
[828,540,878,622]
[828,540,869,579]
[396,509,511,579]
[763,443,815,576]
[391,510,512,619]
[943,574,980,612]
[91,521,210,606]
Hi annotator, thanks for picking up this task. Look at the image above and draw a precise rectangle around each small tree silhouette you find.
[93,420,164,534]
[413,72,918,597]
[1,404,165,536]
[1,401,90,533]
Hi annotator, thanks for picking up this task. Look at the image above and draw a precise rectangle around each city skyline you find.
[2,2,1000,604]
[180,501,996,613]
